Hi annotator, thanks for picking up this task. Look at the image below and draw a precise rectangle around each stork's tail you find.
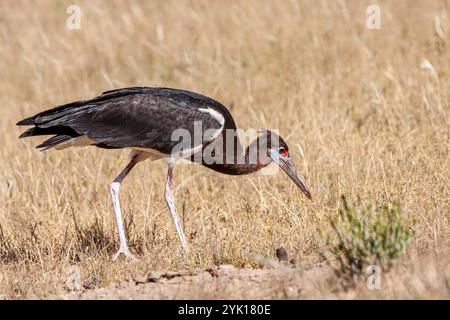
[16,116,35,126]
[16,103,86,150]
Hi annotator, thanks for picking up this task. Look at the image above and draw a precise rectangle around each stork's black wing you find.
[17,87,236,153]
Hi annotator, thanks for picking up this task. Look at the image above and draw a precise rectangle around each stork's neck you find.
[199,135,269,175]
[202,159,262,176]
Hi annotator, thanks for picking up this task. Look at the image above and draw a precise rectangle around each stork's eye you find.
[279,148,287,157]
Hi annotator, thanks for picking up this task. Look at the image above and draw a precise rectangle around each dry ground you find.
[0,0,449,299]
[58,252,450,300]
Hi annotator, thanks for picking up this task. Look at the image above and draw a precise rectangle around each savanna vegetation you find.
[0,0,448,299]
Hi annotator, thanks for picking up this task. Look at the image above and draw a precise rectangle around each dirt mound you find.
[60,264,329,300]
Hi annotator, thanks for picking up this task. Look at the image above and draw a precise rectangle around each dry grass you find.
[0,0,449,299]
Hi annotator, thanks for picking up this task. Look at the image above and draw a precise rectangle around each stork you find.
[17,87,311,260]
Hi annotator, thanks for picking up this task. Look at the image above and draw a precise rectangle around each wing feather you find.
[18,87,231,154]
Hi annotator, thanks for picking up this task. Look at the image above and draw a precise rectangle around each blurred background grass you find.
[0,0,448,298]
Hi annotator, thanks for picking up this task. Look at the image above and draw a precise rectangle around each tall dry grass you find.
[0,0,449,298]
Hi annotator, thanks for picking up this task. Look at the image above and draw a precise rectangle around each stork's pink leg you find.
[110,152,149,261]
[164,158,189,252]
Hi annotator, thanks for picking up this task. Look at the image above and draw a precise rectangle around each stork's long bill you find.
[269,149,312,200]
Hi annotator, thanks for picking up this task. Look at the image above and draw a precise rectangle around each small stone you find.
[276,247,289,262]
[206,267,219,277]
[133,274,150,284]
[218,264,235,271]
[289,259,297,268]
[218,264,236,276]
[146,271,164,282]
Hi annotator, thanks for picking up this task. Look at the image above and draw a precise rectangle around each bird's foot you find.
[112,246,135,261]
[180,241,190,256]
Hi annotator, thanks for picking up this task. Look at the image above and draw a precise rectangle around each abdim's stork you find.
[17,87,311,260]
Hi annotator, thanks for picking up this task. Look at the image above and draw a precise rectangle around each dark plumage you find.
[17,87,311,260]
[18,87,230,153]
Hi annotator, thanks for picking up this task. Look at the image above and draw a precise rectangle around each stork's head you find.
[249,129,312,200]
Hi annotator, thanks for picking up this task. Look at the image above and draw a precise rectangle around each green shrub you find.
[322,195,413,288]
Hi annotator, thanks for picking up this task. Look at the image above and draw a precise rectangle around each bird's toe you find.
[112,247,135,261]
